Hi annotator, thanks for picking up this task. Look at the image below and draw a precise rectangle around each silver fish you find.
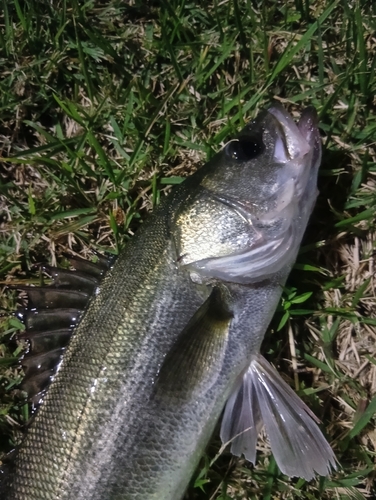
[3,104,336,500]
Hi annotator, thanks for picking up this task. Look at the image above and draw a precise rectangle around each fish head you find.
[174,104,321,283]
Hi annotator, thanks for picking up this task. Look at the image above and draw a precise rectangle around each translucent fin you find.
[20,347,64,401]
[0,448,17,493]
[20,370,54,404]
[220,371,262,464]
[156,286,232,399]
[89,250,116,270]
[220,354,337,480]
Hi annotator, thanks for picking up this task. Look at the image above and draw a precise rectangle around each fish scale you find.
[8,212,206,499]
[3,105,336,499]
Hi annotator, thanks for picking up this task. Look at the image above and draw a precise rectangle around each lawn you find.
[0,1,375,498]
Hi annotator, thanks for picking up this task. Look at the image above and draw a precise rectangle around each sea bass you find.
[3,104,336,499]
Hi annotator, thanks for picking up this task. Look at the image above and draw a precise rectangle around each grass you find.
[0,0,375,498]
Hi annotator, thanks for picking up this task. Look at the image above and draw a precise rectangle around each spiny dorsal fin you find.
[43,265,99,293]
[17,329,72,354]
[22,347,65,376]
[14,253,114,412]
[0,448,17,494]
[13,286,89,310]
[20,308,82,331]
[67,253,114,278]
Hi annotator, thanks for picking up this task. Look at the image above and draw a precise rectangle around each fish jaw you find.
[178,105,322,284]
[269,104,321,210]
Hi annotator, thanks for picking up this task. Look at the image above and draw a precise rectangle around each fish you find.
[1,104,336,499]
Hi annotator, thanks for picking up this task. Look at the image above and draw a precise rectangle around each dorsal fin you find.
[42,266,99,293]
[13,287,90,309]
[14,253,114,412]
[67,253,114,278]
[20,308,82,331]
[0,448,17,493]
[17,329,73,354]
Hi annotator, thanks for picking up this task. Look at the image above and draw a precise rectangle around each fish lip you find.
[296,106,322,167]
[266,104,321,204]
[268,104,320,162]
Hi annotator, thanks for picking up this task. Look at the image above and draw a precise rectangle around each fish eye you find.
[226,136,264,162]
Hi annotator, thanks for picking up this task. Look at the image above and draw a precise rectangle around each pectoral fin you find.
[220,354,337,480]
[156,286,232,399]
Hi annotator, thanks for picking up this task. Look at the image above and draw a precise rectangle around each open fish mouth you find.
[187,105,322,284]
[269,104,321,202]
[270,104,320,162]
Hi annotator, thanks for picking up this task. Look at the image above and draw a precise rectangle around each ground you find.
[0,1,375,499]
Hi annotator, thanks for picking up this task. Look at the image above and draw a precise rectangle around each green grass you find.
[1,0,376,498]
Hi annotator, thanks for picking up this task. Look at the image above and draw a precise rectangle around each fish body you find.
[3,105,335,499]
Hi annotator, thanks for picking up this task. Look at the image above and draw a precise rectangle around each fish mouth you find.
[217,105,321,227]
[188,105,321,284]
[269,104,319,161]
[268,104,321,202]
